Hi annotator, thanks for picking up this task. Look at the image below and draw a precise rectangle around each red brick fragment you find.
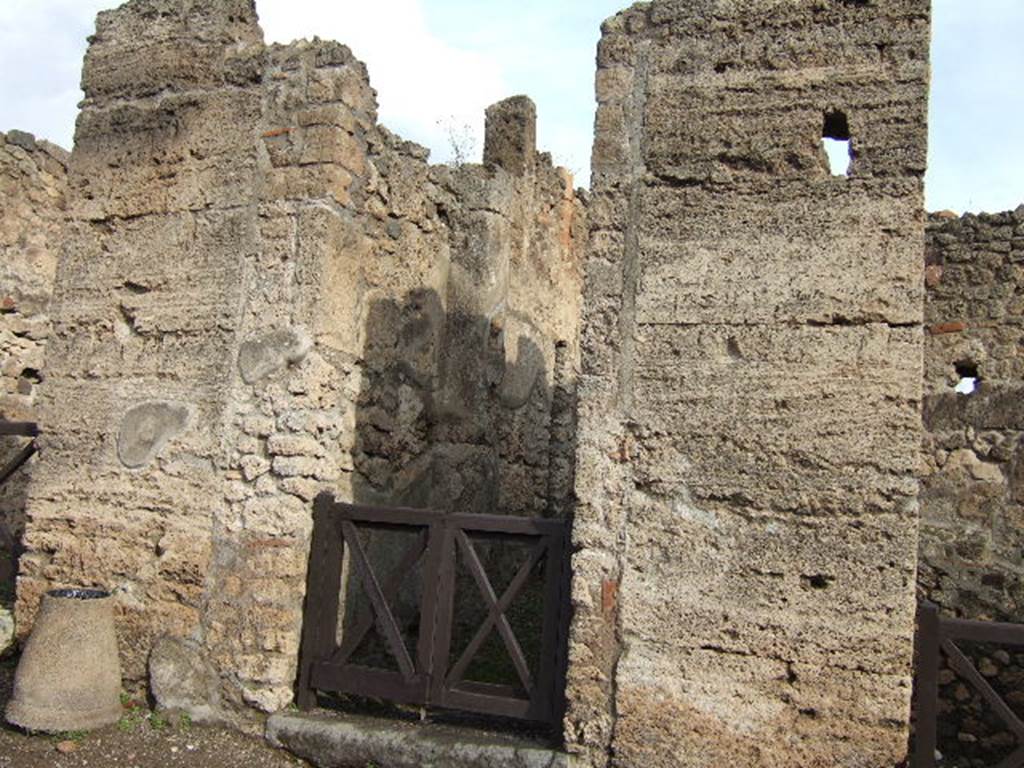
[602,579,618,617]
[262,127,292,139]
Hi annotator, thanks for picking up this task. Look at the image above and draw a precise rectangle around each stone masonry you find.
[0,131,68,606]
[12,0,584,724]
[14,0,1024,766]
[920,208,1024,620]
[565,2,930,767]
[918,207,1024,765]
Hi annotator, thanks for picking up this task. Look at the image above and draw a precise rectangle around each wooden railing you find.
[913,602,1024,768]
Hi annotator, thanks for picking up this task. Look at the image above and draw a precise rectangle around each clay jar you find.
[5,588,122,732]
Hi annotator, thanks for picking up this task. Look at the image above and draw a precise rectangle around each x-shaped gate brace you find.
[445,529,548,695]
[297,494,570,725]
[913,602,1024,768]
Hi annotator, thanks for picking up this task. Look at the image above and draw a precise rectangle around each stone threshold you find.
[266,709,570,768]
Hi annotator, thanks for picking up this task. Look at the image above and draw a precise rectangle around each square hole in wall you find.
[822,110,852,177]
[955,361,980,395]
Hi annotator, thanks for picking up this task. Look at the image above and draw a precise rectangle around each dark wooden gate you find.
[913,601,1024,768]
[296,493,570,725]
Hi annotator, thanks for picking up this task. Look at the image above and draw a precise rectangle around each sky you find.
[0,0,1021,214]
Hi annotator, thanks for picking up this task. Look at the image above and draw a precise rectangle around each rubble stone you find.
[0,606,13,656]
[149,635,223,723]
[919,209,1024,764]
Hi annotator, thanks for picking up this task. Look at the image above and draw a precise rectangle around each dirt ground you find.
[0,655,312,768]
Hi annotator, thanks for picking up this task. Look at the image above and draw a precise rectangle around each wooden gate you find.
[296,493,570,725]
[913,602,1024,768]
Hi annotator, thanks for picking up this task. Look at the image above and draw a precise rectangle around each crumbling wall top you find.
[83,0,264,102]
[484,95,537,177]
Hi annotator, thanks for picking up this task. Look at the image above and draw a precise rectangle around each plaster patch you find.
[238,327,313,384]
[117,401,190,469]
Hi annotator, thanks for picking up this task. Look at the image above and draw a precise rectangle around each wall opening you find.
[822,110,852,177]
[954,361,980,395]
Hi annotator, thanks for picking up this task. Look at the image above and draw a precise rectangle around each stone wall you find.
[0,131,67,604]
[566,1,930,766]
[10,1,993,764]
[919,207,1024,765]
[15,0,584,723]
[920,208,1024,619]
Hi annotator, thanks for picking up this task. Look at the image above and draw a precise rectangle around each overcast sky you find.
[0,0,1020,213]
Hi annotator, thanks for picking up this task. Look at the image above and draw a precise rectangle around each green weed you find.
[148,711,169,731]
[117,693,146,732]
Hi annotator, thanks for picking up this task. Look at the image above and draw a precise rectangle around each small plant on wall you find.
[436,115,478,167]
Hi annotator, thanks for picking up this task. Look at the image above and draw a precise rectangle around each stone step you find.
[266,710,568,768]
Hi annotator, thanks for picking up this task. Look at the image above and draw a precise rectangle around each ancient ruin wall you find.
[15,0,584,720]
[16,0,272,711]
[921,207,1024,622]
[566,1,930,766]
[918,209,1024,762]
[920,208,1024,620]
[0,131,67,601]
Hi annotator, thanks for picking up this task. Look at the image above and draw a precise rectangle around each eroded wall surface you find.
[919,208,1024,762]
[0,131,67,602]
[567,1,930,766]
[15,0,584,721]
[920,208,1024,618]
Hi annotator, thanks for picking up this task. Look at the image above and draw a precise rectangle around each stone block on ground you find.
[266,711,568,768]
[149,635,223,723]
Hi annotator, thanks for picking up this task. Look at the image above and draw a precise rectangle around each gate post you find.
[913,602,941,768]
[296,493,345,710]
